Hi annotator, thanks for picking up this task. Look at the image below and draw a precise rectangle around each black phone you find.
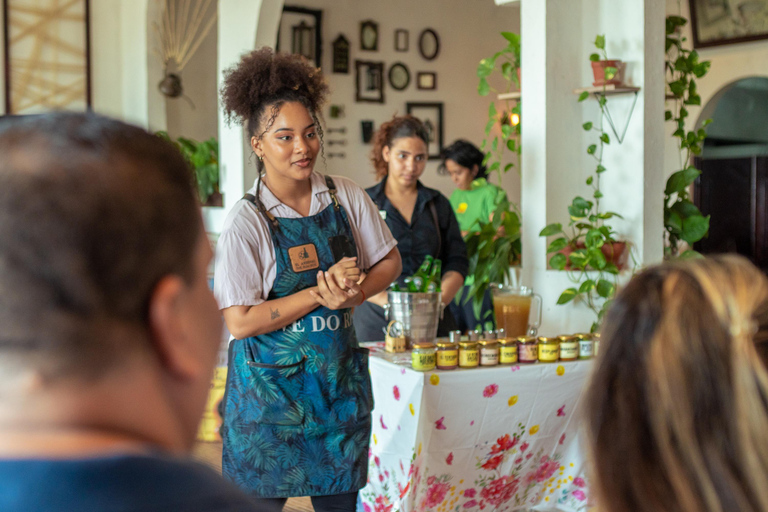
[328,234,356,262]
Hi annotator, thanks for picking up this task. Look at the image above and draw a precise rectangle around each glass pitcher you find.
[490,284,542,338]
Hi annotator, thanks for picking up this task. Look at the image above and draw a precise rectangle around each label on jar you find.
[459,349,479,367]
[518,343,538,363]
[560,342,579,360]
[437,349,458,368]
[480,347,499,366]
[578,340,594,359]
[412,351,436,371]
[499,345,518,364]
[538,343,559,362]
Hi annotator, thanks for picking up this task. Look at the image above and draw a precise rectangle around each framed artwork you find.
[360,20,378,51]
[3,0,92,115]
[417,72,436,90]
[332,34,350,74]
[355,60,384,103]
[388,62,410,91]
[689,0,768,48]
[418,28,440,60]
[277,6,322,68]
[395,29,409,52]
[406,102,443,160]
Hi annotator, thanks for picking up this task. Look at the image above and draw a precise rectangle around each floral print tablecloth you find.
[359,345,592,512]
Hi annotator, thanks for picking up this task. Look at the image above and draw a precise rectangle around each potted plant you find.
[589,35,624,87]
[158,132,221,206]
[664,15,711,259]
[539,35,628,332]
[463,31,523,321]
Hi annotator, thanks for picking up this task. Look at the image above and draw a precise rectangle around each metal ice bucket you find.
[385,291,442,347]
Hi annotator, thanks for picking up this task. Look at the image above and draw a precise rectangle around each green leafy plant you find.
[664,15,711,258]
[157,132,220,204]
[539,35,626,332]
[463,31,523,321]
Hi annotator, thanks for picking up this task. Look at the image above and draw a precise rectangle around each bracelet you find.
[358,288,367,306]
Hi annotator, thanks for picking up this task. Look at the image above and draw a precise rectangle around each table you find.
[359,344,592,512]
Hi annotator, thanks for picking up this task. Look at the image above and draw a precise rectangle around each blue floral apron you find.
[221,175,373,499]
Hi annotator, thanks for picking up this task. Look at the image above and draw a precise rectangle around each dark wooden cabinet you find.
[694,155,768,271]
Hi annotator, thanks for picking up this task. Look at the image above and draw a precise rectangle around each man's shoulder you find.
[0,454,259,511]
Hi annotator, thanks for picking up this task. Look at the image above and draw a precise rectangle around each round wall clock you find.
[361,21,378,51]
[388,62,411,91]
[418,28,440,61]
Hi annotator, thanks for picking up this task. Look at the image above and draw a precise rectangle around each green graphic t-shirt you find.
[449,178,508,233]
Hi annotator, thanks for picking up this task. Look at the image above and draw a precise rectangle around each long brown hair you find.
[586,254,768,512]
[370,115,429,181]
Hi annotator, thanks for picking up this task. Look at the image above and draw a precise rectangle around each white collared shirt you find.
[214,172,397,309]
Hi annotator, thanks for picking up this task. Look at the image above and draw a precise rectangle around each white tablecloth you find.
[360,344,592,512]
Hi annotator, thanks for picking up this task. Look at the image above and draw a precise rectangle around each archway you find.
[694,76,768,271]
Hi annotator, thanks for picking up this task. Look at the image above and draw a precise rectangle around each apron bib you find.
[221,176,373,498]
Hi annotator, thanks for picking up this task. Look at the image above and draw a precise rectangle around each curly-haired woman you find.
[214,48,401,511]
[353,115,467,341]
[586,254,768,512]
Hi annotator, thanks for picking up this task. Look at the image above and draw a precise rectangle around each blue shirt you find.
[0,454,260,512]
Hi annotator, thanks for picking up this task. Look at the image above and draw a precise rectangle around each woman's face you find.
[382,136,428,189]
[252,101,320,183]
[444,159,477,191]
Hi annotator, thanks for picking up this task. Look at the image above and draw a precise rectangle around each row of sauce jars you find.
[411,331,600,371]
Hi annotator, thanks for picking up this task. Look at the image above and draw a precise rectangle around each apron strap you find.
[243,175,280,231]
[324,175,341,211]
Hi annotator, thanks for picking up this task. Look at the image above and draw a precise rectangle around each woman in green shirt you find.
[439,140,508,332]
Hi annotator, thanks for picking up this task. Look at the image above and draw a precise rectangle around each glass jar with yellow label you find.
[537,336,559,363]
[557,335,579,361]
[458,341,479,368]
[517,336,538,364]
[497,329,518,364]
[575,333,594,360]
[478,339,499,366]
[436,340,458,370]
[411,342,436,371]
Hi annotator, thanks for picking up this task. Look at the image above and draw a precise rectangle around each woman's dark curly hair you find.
[220,47,329,172]
[438,139,487,180]
[370,115,429,181]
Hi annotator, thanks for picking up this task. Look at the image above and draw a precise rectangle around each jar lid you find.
[459,341,478,348]
[537,336,558,344]
[557,335,576,342]
[592,332,601,340]
[412,342,436,349]
[516,336,537,343]
[436,340,456,348]
[574,333,593,340]
[498,337,516,345]
[478,339,498,346]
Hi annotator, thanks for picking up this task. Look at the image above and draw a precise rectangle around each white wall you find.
[282,0,521,201]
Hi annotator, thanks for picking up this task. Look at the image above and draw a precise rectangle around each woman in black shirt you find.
[353,115,468,341]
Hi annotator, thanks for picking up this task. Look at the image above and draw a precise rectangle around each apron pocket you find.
[246,355,307,426]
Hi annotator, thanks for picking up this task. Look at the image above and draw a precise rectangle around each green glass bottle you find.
[389,282,402,292]
[410,255,434,292]
[426,259,442,293]
[404,276,421,293]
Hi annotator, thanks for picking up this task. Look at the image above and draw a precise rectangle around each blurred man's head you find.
[0,113,222,452]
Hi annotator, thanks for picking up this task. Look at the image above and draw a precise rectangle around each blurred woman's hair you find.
[370,115,429,181]
[586,254,768,512]
[438,139,487,180]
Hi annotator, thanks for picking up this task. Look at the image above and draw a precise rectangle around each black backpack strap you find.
[243,176,279,230]
[324,175,341,211]
[428,199,442,257]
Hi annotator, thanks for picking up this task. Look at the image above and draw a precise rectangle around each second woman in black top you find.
[353,115,468,342]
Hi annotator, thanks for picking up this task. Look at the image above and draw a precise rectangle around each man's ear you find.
[147,276,200,380]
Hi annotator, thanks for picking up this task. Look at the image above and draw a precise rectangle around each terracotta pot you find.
[555,241,628,271]
[591,60,625,87]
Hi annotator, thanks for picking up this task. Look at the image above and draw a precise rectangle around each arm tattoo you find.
[270,308,280,320]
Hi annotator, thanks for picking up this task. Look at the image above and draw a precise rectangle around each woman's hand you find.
[310,270,363,310]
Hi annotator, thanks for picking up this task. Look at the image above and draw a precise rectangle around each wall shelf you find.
[573,84,641,144]
[497,91,521,101]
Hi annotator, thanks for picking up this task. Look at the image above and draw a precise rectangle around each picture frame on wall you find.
[276,6,323,68]
[395,29,409,52]
[417,72,436,90]
[355,60,384,103]
[332,34,350,74]
[689,0,768,48]
[3,0,92,115]
[388,62,410,91]
[360,20,378,51]
[406,102,443,160]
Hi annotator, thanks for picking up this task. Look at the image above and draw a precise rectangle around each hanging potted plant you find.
[539,34,629,332]
[590,35,625,87]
